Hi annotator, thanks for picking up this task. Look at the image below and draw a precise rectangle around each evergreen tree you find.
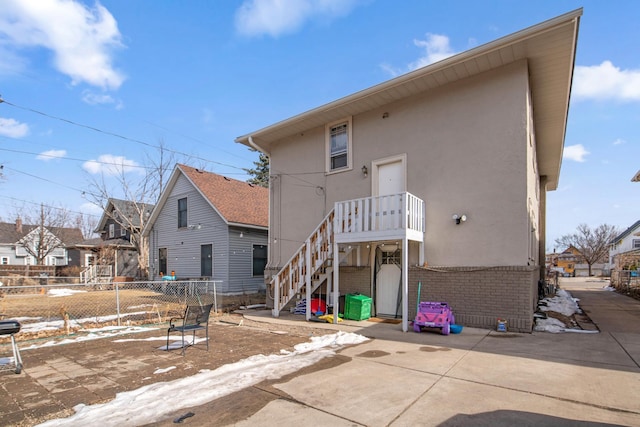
[245,150,270,188]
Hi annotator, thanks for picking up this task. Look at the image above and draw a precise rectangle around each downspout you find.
[248,136,270,157]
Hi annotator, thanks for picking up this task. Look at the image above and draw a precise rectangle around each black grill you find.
[0,320,23,374]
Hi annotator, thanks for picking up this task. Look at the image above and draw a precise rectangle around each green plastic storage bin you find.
[344,294,372,321]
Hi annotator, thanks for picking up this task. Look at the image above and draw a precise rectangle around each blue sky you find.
[0,0,638,250]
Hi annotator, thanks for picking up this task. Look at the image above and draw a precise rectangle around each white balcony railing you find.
[334,192,425,243]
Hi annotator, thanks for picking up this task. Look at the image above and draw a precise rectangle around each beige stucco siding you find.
[269,60,534,268]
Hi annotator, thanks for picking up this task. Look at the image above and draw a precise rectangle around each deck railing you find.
[270,192,425,317]
[334,192,424,240]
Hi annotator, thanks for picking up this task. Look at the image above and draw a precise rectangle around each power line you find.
[0,146,150,170]
[0,195,101,219]
[2,166,102,199]
[0,97,250,173]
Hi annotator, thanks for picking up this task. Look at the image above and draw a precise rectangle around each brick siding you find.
[265,265,539,332]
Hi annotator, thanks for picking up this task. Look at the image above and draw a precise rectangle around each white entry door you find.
[373,155,406,317]
[375,156,405,196]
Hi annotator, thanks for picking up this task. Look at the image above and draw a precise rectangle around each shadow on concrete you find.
[438,410,625,427]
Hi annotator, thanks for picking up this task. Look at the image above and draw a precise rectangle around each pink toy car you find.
[413,302,455,335]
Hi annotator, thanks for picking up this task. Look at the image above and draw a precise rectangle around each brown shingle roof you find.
[178,164,268,228]
[0,221,84,245]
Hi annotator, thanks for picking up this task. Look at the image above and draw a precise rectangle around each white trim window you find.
[1,256,8,265]
[326,117,352,173]
[633,239,640,249]
[109,223,115,238]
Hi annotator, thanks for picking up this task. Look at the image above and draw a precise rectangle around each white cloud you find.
[409,33,457,70]
[612,138,626,145]
[573,61,640,101]
[0,0,125,89]
[235,0,360,37]
[82,90,123,109]
[0,117,29,137]
[381,33,458,77]
[36,149,67,161]
[82,154,140,176]
[563,144,589,162]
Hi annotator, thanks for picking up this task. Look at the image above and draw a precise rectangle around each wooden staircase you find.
[269,192,425,322]
[271,210,335,317]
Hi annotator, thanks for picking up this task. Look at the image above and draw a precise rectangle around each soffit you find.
[236,9,582,190]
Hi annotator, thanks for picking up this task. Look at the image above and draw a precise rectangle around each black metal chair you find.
[166,303,213,355]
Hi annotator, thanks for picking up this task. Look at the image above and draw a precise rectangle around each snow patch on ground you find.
[35,331,368,427]
[534,288,598,333]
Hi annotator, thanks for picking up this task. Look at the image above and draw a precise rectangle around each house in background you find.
[609,220,640,281]
[0,218,83,268]
[75,198,154,281]
[548,246,582,276]
[236,10,582,332]
[143,164,269,294]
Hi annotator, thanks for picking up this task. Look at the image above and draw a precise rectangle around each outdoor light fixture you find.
[362,165,368,177]
[452,214,467,225]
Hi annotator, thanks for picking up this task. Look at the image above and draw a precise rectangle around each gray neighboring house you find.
[0,219,83,267]
[143,164,269,294]
[74,198,154,279]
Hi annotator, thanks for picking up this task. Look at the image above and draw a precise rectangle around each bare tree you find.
[16,204,81,265]
[85,140,176,278]
[555,223,619,276]
[72,212,98,239]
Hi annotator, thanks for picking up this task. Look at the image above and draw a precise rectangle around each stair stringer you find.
[270,210,335,317]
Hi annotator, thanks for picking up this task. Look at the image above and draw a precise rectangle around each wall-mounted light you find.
[452,214,467,225]
[239,231,243,238]
[382,112,389,119]
[362,165,368,177]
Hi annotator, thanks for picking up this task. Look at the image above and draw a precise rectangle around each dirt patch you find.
[0,313,336,427]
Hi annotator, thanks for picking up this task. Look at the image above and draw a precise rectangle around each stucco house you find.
[235,10,582,332]
[143,164,269,294]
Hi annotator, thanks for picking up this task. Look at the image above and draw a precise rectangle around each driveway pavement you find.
[2,277,640,426]
[231,277,640,427]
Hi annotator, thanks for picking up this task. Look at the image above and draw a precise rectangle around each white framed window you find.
[326,117,352,173]
[1,257,8,265]
[85,254,95,267]
[109,223,115,238]
[633,239,640,249]
[120,227,127,237]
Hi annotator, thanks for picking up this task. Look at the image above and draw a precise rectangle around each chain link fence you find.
[0,280,264,343]
[611,270,640,299]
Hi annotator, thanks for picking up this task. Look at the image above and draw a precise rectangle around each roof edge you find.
[235,8,583,147]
